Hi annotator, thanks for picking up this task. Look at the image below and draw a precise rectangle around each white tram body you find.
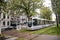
[27,17,55,30]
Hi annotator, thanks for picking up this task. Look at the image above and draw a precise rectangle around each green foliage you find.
[0,0,5,6]
[40,7,52,20]
[16,38,24,40]
[51,0,60,11]
[0,34,5,37]
[0,0,43,19]
[18,0,43,18]
[29,12,36,17]
[0,0,9,16]
[8,0,21,17]
[51,0,60,27]
[51,0,60,23]
[10,0,20,10]
[18,25,60,36]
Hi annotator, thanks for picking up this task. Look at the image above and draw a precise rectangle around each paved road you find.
[32,35,60,40]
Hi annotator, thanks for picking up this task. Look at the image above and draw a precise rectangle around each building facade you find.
[0,13,28,29]
[0,13,11,29]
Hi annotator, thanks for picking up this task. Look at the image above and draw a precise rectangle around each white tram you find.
[27,17,55,30]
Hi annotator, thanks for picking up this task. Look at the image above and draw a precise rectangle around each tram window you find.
[37,20,40,25]
[39,20,41,25]
[40,20,43,25]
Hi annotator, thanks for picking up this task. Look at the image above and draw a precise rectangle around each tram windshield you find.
[28,19,38,27]
[28,21,32,27]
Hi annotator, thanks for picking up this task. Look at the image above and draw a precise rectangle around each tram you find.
[27,17,55,30]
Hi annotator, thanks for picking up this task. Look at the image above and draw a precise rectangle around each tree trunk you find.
[0,26,1,34]
[56,14,59,27]
[51,0,59,27]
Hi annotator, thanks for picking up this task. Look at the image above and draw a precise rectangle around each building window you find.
[3,14,5,19]
[7,15,9,19]
[3,21,5,25]
[11,18,13,20]
[7,21,9,25]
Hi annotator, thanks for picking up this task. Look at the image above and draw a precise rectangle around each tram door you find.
[33,19,37,26]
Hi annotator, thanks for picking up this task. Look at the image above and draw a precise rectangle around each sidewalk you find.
[6,36,18,40]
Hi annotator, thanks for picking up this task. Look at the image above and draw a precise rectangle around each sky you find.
[43,0,56,21]
[36,0,56,21]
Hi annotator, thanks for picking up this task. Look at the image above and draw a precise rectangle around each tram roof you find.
[31,17,47,20]
[31,17,55,22]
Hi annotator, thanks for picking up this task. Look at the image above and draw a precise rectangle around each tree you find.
[51,0,60,27]
[6,0,43,20]
[40,6,52,20]
[0,0,7,13]
[10,0,20,16]
[18,0,43,21]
